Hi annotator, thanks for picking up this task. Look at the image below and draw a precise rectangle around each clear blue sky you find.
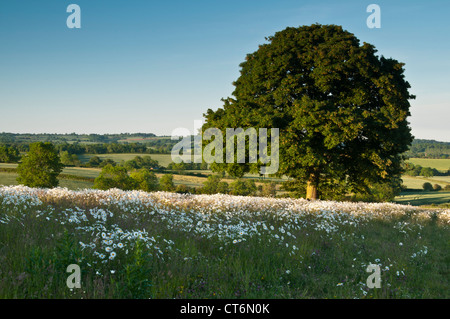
[0,0,449,141]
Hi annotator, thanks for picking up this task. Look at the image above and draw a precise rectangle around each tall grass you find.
[0,186,448,299]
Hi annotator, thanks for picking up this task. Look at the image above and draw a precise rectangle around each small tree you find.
[17,142,63,188]
[433,184,442,191]
[422,182,433,192]
[94,164,136,191]
[230,179,257,196]
[216,181,230,194]
[86,156,103,168]
[159,174,175,192]
[60,151,81,167]
[420,167,434,177]
[201,174,223,194]
[130,169,159,192]
[0,145,20,163]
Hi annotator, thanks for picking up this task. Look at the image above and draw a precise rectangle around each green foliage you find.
[404,162,449,177]
[201,174,229,194]
[352,176,403,202]
[422,182,433,191]
[16,142,63,188]
[405,139,450,159]
[433,184,442,191]
[0,145,20,163]
[123,239,153,298]
[203,24,414,199]
[94,164,136,191]
[159,174,175,192]
[420,167,435,177]
[129,169,159,192]
[86,156,103,167]
[229,179,256,196]
[60,151,81,167]
[99,158,116,168]
[123,156,160,171]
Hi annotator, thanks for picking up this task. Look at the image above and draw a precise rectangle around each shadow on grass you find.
[395,190,450,206]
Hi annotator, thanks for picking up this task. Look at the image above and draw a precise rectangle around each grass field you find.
[0,172,94,190]
[401,176,450,190]
[394,191,450,207]
[407,158,450,172]
[1,186,448,299]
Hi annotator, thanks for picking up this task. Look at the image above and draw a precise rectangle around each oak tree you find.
[203,24,414,199]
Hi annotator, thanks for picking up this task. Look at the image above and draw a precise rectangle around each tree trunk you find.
[306,172,319,200]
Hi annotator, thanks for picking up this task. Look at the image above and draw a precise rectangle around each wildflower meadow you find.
[0,185,448,299]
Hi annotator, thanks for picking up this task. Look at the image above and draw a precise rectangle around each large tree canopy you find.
[203,24,414,199]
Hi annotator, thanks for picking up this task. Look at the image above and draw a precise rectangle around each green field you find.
[407,158,450,172]
[394,191,450,207]
[401,176,450,190]
[0,172,94,190]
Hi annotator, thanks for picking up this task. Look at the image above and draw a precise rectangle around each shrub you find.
[94,164,136,191]
[201,175,228,194]
[159,174,175,192]
[433,184,442,191]
[130,169,159,192]
[229,179,257,196]
[422,182,433,191]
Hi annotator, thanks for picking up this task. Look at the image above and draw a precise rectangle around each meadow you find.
[407,158,450,172]
[0,186,448,299]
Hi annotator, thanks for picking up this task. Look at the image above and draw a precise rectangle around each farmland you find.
[407,158,450,172]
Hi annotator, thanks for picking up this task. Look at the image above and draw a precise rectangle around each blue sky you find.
[0,0,449,141]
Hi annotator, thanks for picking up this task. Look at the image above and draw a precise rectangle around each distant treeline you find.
[0,140,178,155]
[405,139,450,159]
[2,134,450,160]
[0,132,157,144]
[404,163,450,177]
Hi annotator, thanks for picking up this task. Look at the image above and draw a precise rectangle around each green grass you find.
[0,171,94,190]
[401,176,450,190]
[407,158,450,172]
[0,189,448,299]
[394,191,450,207]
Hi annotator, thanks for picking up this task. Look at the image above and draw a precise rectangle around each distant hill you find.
[405,139,450,159]
[0,132,157,144]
